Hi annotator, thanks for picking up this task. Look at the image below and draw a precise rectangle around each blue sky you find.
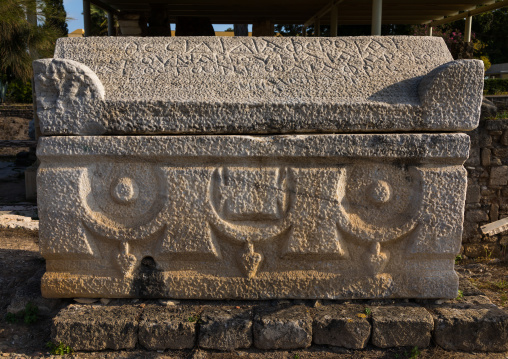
[63,0,241,33]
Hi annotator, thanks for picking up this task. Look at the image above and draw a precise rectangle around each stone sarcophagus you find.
[34,36,484,299]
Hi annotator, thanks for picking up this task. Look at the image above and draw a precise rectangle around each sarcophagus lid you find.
[33,36,483,135]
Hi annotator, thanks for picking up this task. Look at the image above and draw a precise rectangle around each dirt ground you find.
[0,116,31,156]
[0,229,508,359]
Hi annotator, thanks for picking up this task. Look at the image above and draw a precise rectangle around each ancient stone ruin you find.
[33,36,484,299]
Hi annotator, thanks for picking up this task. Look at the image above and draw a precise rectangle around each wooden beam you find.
[330,3,338,36]
[315,17,321,36]
[90,0,119,13]
[465,15,472,42]
[304,0,346,27]
[83,0,91,37]
[372,0,382,35]
[430,0,507,26]
[107,10,115,36]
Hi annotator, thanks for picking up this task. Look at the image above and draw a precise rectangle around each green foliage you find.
[187,314,200,323]
[363,307,372,315]
[23,302,39,324]
[46,341,74,355]
[501,293,508,305]
[494,280,508,290]
[42,0,68,36]
[6,79,32,103]
[293,354,300,359]
[4,302,39,324]
[496,111,508,119]
[5,312,18,323]
[89,4,108,36]
[455,254,462,265]
[0,0,65,82]
[479,55,491,71]
[473,8,508,64]
[407,346,421,359]
[456,289,464,300]
[484,79,508,95]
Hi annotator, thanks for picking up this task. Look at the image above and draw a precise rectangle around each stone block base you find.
[431,301,508,352]
[371,306,433,348]
[50,296,508,353]
[38,134,469,299]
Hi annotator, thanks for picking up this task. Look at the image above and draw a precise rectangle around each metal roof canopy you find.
[90,0,504,25]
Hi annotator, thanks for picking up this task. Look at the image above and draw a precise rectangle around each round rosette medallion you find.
[337,163,422,244]
[80,163,165,241]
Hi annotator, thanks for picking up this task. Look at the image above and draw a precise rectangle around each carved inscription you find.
[115,38,399,80]
[53,37,452,101]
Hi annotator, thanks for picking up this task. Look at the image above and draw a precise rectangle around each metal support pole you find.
[330,4,338,37]
[315,18,321,36]
[371,0,382,35]
[234,24,248,36]
[302,25,307,37]
[83,0,91,37]
[107,10,114,36]
[429,26,433,36]
[465,15,472,42]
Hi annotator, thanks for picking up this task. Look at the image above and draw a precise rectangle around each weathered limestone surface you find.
[38,134,469,299]
[138,305,197,350]
[199,307,253,350]
[32,36,484,135]
[431,301,508,352]
[371,305,434,348]
[51,304,142,351]
[34,36,481,300]
[312,304,371,349]
[253,305,312,350]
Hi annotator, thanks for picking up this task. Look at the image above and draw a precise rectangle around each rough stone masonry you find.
[33,36,484,299]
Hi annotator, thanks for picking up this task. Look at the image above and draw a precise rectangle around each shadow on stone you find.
[131,256,166,298]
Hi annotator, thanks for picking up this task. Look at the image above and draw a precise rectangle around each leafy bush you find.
[46,341,74,355]
[23,302,39,324]
[484,79,508,95]
[6,79,32,103]
[3,302,39,324]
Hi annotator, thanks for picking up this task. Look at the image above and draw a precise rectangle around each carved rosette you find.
[337,164,422,275]
[80,163,165,276]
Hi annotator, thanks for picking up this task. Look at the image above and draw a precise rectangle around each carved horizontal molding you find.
[37,134,470,163]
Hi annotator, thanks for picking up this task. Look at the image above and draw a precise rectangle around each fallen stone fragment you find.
[159,299,179,306]
[0,214,38,232]
[138,304,197,350]
[74,298,98,304]
[313,304,371,349]
[199,307,252,350]
[253,305,312,350]
[432,304,508,352]
[371,305,433,348]
[51,304,142,351]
